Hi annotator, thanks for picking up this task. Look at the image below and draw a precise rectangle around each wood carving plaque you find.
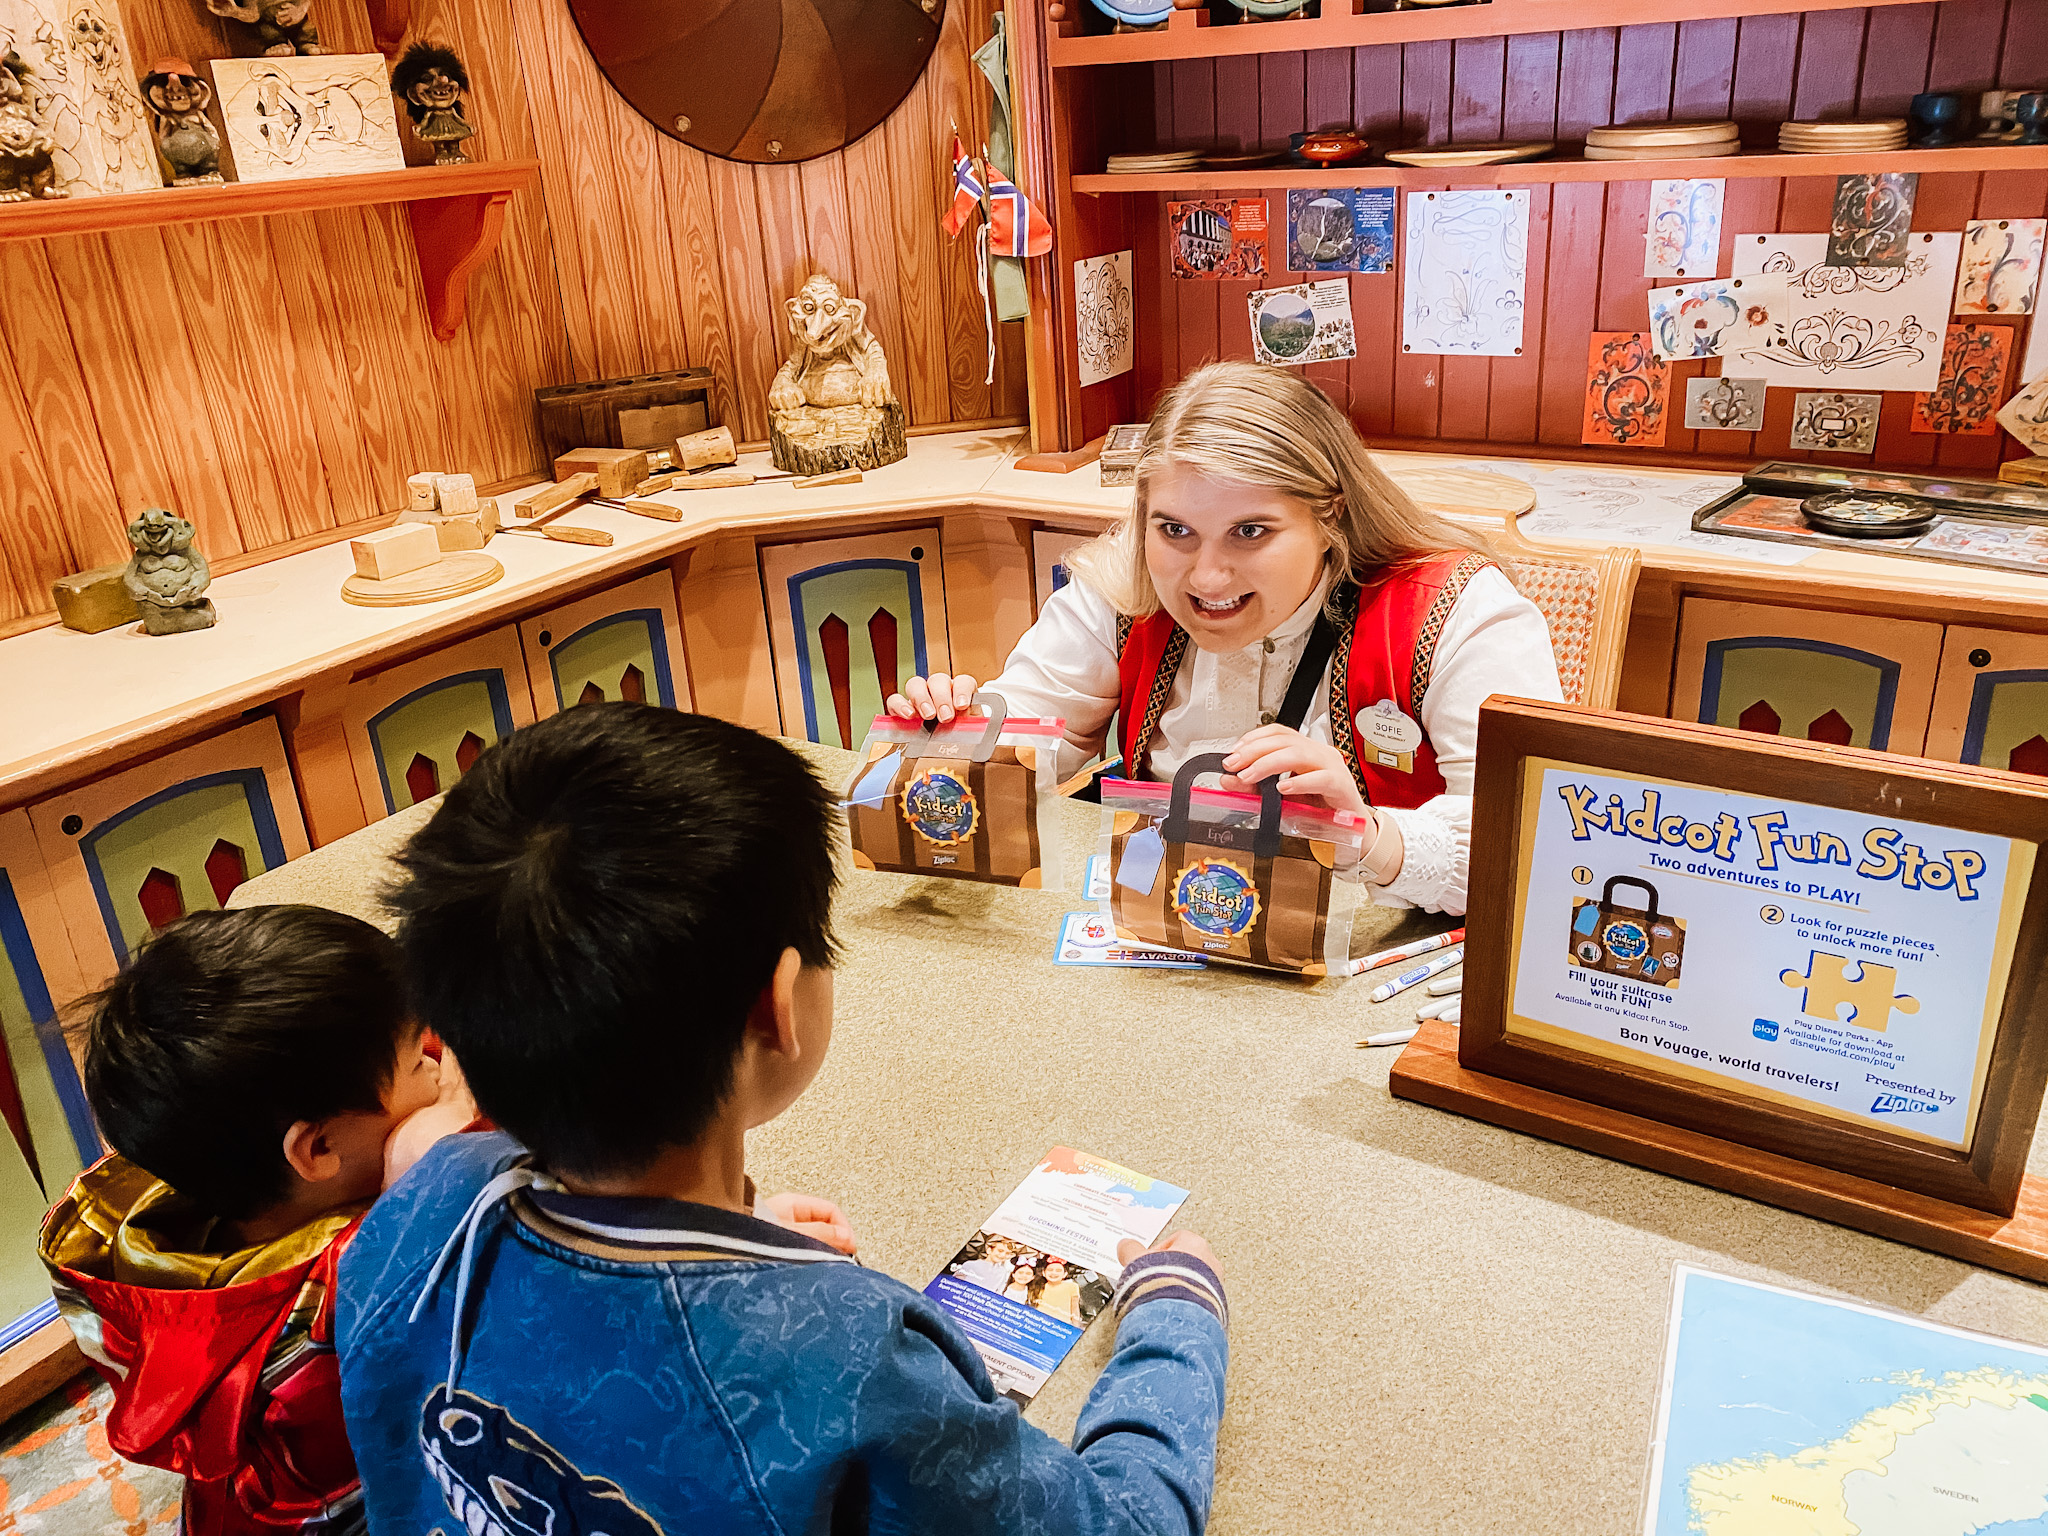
[567,0,944,165]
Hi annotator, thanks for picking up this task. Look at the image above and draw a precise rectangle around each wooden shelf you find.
[0,160,538,341]
[1074,143,2048,192]
[1052,0,1947,66]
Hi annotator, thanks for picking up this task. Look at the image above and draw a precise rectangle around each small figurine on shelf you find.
[123,508,216,634]
[767,272,907,477]
[141,58,223,185]
[205,0,321,57]
[0,51,62,201]
[391,43,474,165]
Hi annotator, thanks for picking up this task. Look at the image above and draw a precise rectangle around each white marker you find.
[1361,1026,1420,1048]
[1366,946,1463,1004]
[1415,994,1458,1021]
[1425,975,1463,997]
[1440,1001,1461,1025]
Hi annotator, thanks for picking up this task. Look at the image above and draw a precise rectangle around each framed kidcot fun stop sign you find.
[1391,698,2048,1281]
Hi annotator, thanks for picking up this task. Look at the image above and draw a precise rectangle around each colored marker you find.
[1366,947,1463,1004]
[1347,927,1465,977]
[1360,1027,1421,1048]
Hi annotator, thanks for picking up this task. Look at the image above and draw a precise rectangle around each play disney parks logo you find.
[1173,857,1260,939]
[901,769,978,846]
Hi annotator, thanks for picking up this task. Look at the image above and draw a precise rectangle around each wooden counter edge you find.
[0,1321,83,1425]
[1388,1016,2048,1282]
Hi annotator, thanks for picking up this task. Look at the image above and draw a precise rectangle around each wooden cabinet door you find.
[343,627,536,816]
[761,529,950,749]
[1925,626,2048,776]
[29,717,311,985]
[520,571,690,719]
[1671,598,1943,756]
[1032,529,1092,615]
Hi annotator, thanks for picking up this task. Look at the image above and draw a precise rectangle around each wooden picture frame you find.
[1393,697,2048,1279]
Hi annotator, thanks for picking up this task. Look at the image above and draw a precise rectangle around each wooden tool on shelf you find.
[512,472,599,521]
[498,522,614,546]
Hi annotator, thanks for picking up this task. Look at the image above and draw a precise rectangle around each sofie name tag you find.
[1357,698,1423,772]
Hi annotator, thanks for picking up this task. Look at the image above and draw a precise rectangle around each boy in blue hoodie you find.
[336,704,1229,1536]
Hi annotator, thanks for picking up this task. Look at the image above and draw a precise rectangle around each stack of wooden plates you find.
[1382,140,1554,167]
[1583,120,1739,160]
[1106,150,1204,174]
[1778,119,1909,153]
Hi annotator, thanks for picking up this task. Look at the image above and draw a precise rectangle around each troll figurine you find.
[124,508,215,634]
[141,57,222,184]
[391,42,472,165]
[206,0,320,56]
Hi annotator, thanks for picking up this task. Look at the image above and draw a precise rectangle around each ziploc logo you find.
[1871,1094,1938,1115]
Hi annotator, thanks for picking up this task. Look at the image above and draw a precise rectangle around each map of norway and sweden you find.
[1514,766,2032,1150]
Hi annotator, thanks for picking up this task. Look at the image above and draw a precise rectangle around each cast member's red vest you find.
[1115,552,1495,809]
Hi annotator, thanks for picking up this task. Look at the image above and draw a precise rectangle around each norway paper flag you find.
[986,166,1053,257]
[942,133,984,238]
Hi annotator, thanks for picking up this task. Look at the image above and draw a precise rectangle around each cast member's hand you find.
[885,672,982,723]
[1116,1228,1223,1285]
[761,1192,859,1255]
[1220,725,1368,816]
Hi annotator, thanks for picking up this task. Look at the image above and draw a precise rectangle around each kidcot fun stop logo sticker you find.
[901,770,978,846]
[1173,857,1260,938]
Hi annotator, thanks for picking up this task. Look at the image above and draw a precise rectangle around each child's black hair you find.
[385,704,840,1179]
[82,906,414,1220]
[390,42,468,123]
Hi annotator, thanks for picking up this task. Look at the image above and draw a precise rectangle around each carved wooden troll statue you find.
[767,273,907,476]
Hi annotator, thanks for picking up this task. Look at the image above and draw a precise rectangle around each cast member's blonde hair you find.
[1066,361,1501,618]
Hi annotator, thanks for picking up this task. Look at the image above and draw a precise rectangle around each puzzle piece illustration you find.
[1779,950,1920,1032]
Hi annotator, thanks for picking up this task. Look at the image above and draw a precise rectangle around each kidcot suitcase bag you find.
[843,693,1066,888]
[1101,754,1367,975]
[1568,876,1685,987]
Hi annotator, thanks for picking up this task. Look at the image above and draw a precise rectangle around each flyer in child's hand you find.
[926,1148,1190,1405]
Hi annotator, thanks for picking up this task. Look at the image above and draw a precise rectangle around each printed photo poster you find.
[1682,376,1766,432]
[1825,172,1919,269]
[1731,232,1961,392]
[1287,187,1396,274]
[1074,249,1134,387]
[1169,199,1268,280]
[1789,391,1882,454]
[1955,217,2046,315]
[1910,321,2016,435]
[1248,280,1357,367]
[1510,762,2031,1151]
[1401,188,1530,357]
[1645,179,1724,279]
[1995,375,2048,454]
[1646,273,1789,360]
[924,1148,1189,1404]
[1583,331,1670,448]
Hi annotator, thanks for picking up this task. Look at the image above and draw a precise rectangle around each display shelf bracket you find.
[407,186,513,342]
[367,0,413,57]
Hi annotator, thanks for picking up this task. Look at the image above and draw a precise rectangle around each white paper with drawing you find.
[1729,232,1960,392]
[1075,250,1134,387]
[210,54,404,183]
[1646,274,1787,361]
[1644,179,1723,279]
[0,0,162,195]
[1401,190,1529,357]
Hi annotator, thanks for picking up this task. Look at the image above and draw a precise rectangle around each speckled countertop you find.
[233,743,2048,1536]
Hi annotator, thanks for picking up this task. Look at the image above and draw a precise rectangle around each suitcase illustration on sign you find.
[1569,876,1685,987]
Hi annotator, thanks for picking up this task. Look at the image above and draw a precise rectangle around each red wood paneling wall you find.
[1096,0,2047,474]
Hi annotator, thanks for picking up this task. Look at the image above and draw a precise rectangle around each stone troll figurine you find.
[124,507,215,634]
[766,273,907,476]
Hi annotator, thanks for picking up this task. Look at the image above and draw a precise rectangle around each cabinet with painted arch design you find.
[519,571,690,719]
[342,627,537,818]
[1925,627,2048,778]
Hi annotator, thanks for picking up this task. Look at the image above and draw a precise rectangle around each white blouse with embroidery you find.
[983,566,1564,914]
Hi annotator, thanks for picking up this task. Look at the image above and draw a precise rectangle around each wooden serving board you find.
[340,552,505,607]
[1379,460,1538,520]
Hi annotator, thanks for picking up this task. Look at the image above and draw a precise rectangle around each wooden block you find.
[350,523,443,581]
[52,564,139,634]
[552,446,650,498]
[1999,457,2048,488]
[676,425,737,471]
[793,468,864,489]
[407,472,441,511]
[619,401,709,448]
[671,467,757,490]
[433,473,479,516]
[513,473,599,520]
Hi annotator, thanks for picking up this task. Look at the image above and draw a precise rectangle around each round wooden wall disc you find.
[341,553,505,608]
[568,0,944,165]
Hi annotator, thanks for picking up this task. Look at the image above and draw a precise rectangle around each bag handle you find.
[911,690,1009,764]
[1162,752,1281,861]
[1600,876,1660,922]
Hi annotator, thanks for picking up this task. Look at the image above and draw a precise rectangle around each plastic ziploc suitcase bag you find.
[1568,876,1685,987]
[1100,753,1368,975]
[843,692,1067,889]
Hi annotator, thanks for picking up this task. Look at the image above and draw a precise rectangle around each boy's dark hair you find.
[82,906,414,1220]
[385,704,840,1178]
